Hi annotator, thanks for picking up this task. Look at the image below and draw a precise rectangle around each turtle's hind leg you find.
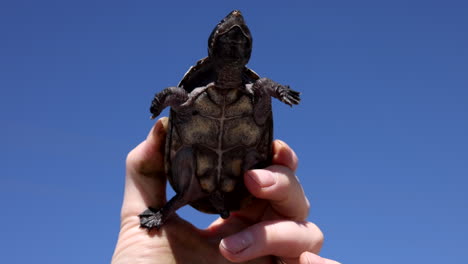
[139,147,205,230]
[139,194,185,230]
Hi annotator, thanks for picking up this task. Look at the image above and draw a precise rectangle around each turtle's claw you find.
[278,85,301,106]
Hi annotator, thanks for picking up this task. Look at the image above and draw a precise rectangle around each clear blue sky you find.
[1,0,467,263]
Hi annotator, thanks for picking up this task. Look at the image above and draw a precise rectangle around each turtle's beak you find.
[208,10,252,65]
[231,10,242,17]
[219,10,249,38]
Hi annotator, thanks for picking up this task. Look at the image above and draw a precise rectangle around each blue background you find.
[1,0,467,263]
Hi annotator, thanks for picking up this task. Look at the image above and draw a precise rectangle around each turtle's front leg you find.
[150,87,189,119]
[252,77,301,106]
[247,78,300,124]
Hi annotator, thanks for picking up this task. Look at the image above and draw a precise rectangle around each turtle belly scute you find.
[168,88,270,214]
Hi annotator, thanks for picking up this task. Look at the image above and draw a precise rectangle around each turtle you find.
[139,10,301,230]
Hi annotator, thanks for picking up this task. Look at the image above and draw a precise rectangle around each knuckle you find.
[294,195,310,221]
[270,168,293,198]
[273,140,299,172]
[285,145,299,171]
[266,221,283,242]
[304,196,311,217]
[125,148,138,169]
[125,147,148,176]
[125,142,163,177]
[305,222,324,253]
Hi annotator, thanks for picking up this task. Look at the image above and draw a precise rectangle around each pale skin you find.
[112,117,340,264]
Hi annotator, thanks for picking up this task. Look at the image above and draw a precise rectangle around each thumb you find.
[121,117,169,220]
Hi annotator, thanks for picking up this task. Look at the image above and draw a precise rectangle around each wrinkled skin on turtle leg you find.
[149,86,189,118]
[247,77,301,124]
[252,77,301,106]
[150,86,210,118]
[140,147,206,230]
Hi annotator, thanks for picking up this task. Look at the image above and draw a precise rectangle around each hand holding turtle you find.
[111,118,340,264]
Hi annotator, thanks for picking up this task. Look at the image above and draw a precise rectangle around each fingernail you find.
[302,252,330,264]
[220,231,253,254]
[304,253,313,264]
[248,171,276,188]
[276,139,286,147]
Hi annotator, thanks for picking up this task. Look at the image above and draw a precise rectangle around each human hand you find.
[112,117,340,264]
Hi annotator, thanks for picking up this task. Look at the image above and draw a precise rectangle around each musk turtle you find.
[139,10,301,230]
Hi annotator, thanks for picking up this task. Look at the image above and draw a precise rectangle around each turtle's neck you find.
[215,64,243,89]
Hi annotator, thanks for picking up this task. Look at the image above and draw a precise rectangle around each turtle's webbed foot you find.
[277,85,301,106]
[139,207,164,230]
[251,78,301,107]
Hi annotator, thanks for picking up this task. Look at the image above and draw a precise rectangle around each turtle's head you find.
[208,10,252,67]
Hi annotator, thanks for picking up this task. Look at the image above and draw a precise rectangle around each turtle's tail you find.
[220,210,230,219]
[210,190,230,219]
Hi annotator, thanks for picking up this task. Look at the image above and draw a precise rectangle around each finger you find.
[219,220,323,263]
[299,252,341,264]
[244,165,310,221]
[126,117,168,177]
[272,140,299,172]
[121,117,168,218]
[228,140,304,222]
